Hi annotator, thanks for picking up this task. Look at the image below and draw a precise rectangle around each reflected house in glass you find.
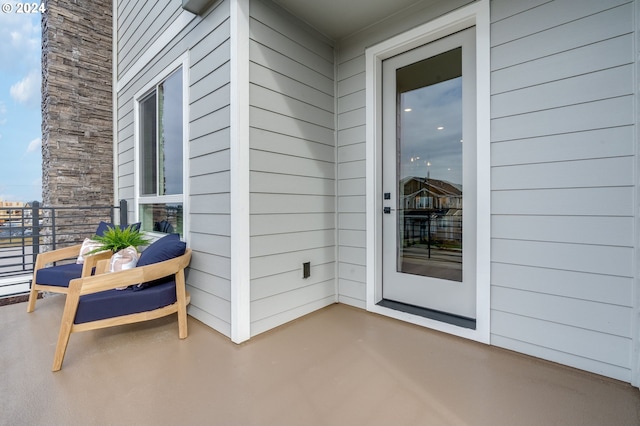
[401,176,462,244]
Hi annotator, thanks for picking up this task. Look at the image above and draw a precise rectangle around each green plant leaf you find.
[88,225,150,254]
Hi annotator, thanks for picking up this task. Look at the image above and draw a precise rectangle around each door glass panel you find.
[396,47,462,282]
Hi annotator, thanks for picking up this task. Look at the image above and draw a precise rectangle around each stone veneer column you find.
[41,0,114,240]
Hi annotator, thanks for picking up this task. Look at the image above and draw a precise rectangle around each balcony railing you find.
[0,200,128,297]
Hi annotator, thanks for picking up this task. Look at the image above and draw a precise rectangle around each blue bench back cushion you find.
[36,263,83,287]
[137,233,186,267]
[95,221,141,237]
[74,280,177,324]
[134,234,186,290]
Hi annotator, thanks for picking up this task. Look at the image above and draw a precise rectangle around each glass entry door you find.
[381,28,476,322]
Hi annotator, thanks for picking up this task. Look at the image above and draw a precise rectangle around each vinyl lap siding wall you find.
[117,1,183,77]
[116,0,233,336]
[187,5,233,337]
[248,0,336,336]
[490,0,636,381]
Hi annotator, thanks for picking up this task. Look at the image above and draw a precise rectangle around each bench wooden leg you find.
[52,289,80,371]
[26,285,38,313]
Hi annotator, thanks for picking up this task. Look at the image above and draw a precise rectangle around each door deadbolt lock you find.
[384,193,391,200]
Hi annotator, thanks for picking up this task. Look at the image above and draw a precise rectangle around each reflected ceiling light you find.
[460,139,463,143]
[437,126,444,130]
[404,108,412,112]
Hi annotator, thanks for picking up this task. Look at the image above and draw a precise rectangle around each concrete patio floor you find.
[2,295,639,425]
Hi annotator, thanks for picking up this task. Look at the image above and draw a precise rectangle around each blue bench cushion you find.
[74,280,178,324]
[95,221,141,237]
[36,263,83,287]
[135,234,186,290]
[138,233,186,267]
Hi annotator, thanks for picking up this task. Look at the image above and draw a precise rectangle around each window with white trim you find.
[137,67,184,236]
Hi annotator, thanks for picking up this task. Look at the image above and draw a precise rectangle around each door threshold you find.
[377,299,476,330]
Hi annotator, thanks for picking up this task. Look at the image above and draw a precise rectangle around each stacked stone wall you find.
[41,0,114,242]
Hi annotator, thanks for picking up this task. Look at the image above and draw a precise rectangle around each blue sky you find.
[400,77,463,186]
[0,11,42,203]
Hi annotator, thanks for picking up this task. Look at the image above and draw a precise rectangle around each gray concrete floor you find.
[2,296,639,426]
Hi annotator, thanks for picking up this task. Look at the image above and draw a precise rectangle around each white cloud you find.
[0,13,40,73]
[26,137,41,153]
[10,70,40,106]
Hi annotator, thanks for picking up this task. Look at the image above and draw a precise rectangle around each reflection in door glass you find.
[396,48,462,282]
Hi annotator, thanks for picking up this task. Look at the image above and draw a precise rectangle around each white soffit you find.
[271,0,429,40]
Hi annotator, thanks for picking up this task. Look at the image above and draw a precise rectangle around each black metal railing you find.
[0,200,128,296]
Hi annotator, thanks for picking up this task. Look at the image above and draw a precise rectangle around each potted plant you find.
[89,225,150,254]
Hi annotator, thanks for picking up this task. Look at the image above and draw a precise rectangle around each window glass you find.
[158,69,183,196]
[140,92,157,196]
[137,66,184,237]
[140,203,183,236]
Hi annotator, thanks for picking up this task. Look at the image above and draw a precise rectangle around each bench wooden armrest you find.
[52,249,192,371]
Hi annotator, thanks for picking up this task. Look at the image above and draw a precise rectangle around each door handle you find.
[383,207,391,214]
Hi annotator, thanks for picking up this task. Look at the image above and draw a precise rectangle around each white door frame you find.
[365,0,491,343]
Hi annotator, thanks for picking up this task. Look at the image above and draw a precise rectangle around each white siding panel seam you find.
[188,276,231,300]
[492,235,634,251]
[491,154,633,169]
[249,18,333,80]
[190,126,231,145]
[492,94,633,120]
[190,58,231,89]
[190,147,231,163]
[490,0,552,25]
[491,62,634,96]
[492,283,634,310]
[190,24,231,65]
[189,102,231,125]
[250,105,333,131]
[492,25,633,56]
[490,329,631,369]
[490,126,634,146]
[490,309,632,349]
[492,184,633,193]
[490,256,633,279]
[251,245,336,259]
[250,81,334,115]
[250,148,335,166]
[249,42,333,95]
[490,1,633,49]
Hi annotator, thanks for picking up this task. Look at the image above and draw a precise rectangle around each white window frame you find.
[365,0,491,343]
[133,53,190,240]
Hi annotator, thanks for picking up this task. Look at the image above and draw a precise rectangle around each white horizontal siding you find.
[492,215,633,247]
[492,157,634,190]
[248,0,336,336]
[115,0,232,337]
[490,0,635,382]
[118,1,183,77]
[492,187,633,217]
[492,126,634,167]
[492,263,633,307]
[491,315,632,382]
